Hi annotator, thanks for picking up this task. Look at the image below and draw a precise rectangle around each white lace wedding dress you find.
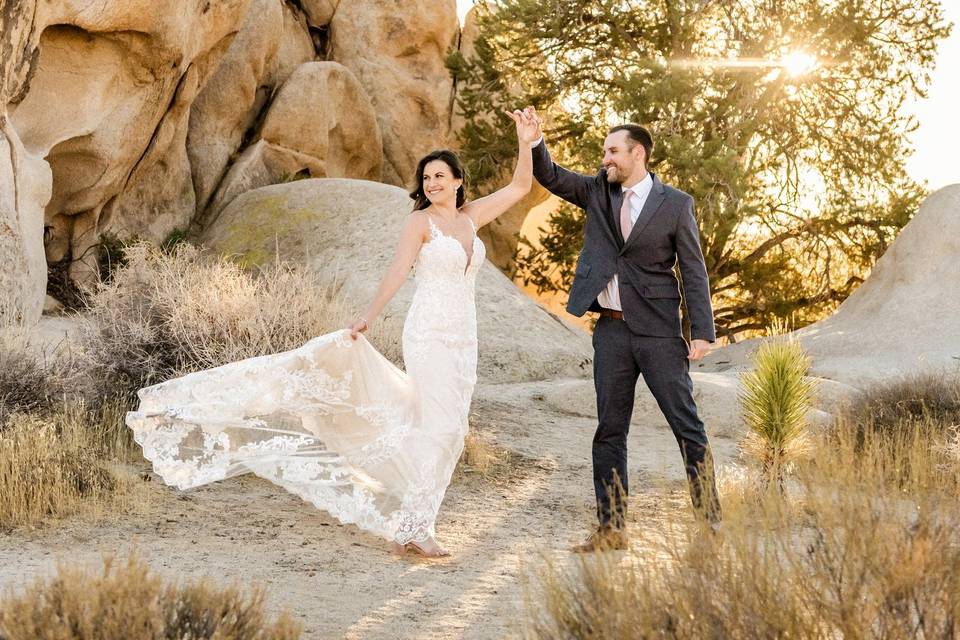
[126,217,485,544]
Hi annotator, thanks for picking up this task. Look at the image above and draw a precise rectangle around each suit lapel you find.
[620,174,664,254]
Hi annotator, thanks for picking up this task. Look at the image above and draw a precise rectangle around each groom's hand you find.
[687,339,711,361]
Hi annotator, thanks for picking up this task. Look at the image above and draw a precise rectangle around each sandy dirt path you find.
[0,382,739,639]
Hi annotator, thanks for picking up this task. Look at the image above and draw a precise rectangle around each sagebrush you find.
[0,552,301,639]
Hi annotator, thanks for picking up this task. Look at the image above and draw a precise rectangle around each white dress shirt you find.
[597,173,653,311]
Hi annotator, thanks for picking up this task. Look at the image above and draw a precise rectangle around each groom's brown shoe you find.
[571,527,629,553]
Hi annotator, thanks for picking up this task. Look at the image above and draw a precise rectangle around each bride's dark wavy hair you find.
[409,149,467,211]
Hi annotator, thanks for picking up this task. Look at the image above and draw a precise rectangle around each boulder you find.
[0,120,50,325]
[7,0,251,283]
[300,0,339,27]
[697,185,960,390]
[187,0,284,217]
[0,0,48,324]
[272,2,317,85]
[205,62,382,217]
[330,0,460,186]
[202,178,593,383]
[99,62,205,250]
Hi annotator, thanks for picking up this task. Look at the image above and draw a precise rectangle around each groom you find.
[529,113,722,551]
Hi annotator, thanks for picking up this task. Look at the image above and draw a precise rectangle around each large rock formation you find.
[1,0,250,322]
[0,117,50,325]
[202,178,594,384]
[185,0,285,218]
[2,0,503,320]
[697,185,960,390]
[1,0,49,324]
[204,62,382,218]
[330,0,460,187]
[12,1,251,281]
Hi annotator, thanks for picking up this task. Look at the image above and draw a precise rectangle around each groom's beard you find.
[605,164,627,183]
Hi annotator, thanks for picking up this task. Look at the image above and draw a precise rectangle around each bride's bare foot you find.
[391,536,450,558]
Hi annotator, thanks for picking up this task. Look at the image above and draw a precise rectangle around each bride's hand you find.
[504,107,540,145]
[347,317,368,340]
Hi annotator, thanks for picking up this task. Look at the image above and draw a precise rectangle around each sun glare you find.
[781,51,818,76]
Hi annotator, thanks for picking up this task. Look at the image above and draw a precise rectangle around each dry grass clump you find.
[841,370,960,437]
[454,413,542,484]
[0,552,301,639]
[78,241,402,404]
[460,431,498,474]
[0,327,71,420]
[524,385,960,639]
[0,400,136,530]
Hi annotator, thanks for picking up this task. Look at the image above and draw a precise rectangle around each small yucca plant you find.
[738,323,816,490]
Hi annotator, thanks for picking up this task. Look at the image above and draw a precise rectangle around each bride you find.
[125,108,542,558]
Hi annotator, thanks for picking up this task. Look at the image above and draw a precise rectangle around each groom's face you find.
[602,130,644,184]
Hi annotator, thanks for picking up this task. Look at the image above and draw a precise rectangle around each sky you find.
[456,0,959,190]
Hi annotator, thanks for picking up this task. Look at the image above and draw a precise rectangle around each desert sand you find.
[0,377,739,639]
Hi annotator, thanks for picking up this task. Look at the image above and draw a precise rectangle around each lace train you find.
[127,214,486,544]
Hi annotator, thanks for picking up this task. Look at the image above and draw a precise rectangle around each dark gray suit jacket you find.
[532,140,716,343]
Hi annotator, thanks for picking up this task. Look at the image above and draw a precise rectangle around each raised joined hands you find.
[504,106,542,146]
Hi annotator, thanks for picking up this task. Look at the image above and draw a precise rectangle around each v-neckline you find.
[427,215,476,275]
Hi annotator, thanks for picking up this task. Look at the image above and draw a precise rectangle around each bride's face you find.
[422,160,462,205]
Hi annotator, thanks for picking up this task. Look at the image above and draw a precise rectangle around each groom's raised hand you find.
[687,339,711,361]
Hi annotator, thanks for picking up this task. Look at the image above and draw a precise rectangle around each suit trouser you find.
[591,315,721,527]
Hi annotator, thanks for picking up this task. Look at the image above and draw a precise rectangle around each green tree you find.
[452,0,951,341]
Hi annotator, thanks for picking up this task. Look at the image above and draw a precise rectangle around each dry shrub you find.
[0,327,70,420]
[525,403,960,638]
[0,401,133,529]
[78,241,402,404]
[0,552,301,639]
[841,370,960,436]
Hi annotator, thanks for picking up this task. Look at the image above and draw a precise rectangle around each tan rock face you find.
[202,178,593,383]
[330,0,460,187]
[0,120,51,325]
[187,0,284,217]
[6,0,251,284]
[300,0,340,27]
[274,2,317,85]
[205,62,382,218]
[1,0,46,324]
[0,0,474,322]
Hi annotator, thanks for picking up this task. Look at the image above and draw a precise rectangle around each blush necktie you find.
[620,190,635,241]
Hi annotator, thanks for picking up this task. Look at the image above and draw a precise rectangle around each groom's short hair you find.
[609,124,653,166]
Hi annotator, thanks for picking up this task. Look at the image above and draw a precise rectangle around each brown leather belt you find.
[598,309,624,320]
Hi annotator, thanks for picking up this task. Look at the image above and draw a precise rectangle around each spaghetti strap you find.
[425,214,442,240]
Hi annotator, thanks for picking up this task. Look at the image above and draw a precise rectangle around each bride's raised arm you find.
[461,107,541,230]
[347,213,428,339]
